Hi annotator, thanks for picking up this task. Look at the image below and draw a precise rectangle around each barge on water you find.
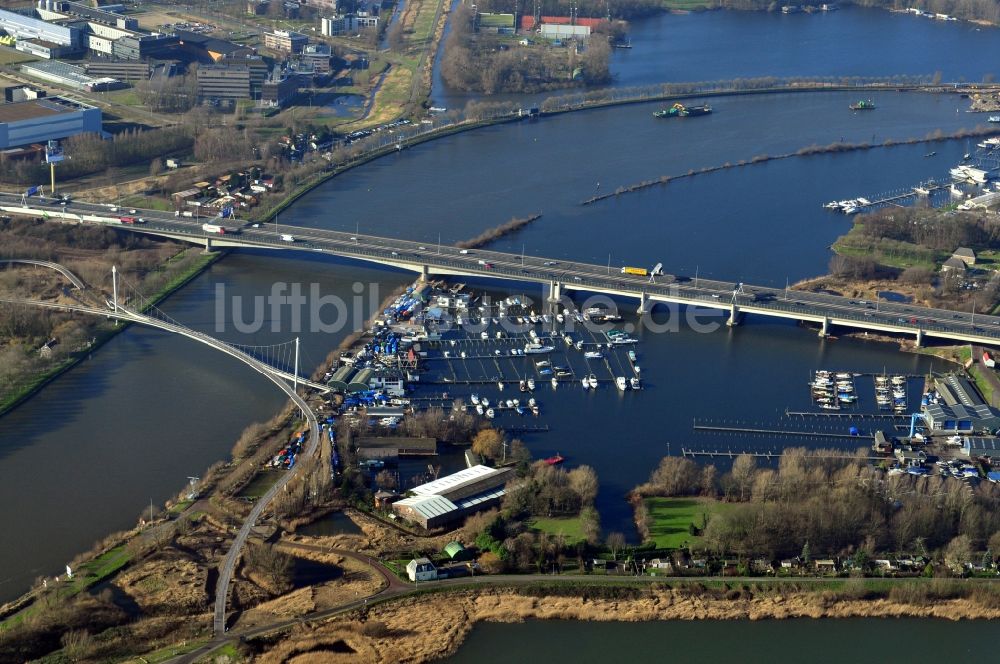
[654,103,712,118]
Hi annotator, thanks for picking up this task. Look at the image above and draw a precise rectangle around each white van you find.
[280,234,295,242]
[459,249,470,254]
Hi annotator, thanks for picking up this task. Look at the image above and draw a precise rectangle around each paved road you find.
[0,259,87,290]
[5,192,1000,346]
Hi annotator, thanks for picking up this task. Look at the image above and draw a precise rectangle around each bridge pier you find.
[419,264,429,282]
[727,303,741,327]
[819,317,829,338]
[548,280,562,304]
[636,291,647,315]
[915,328,924,347]
[202,237,214,254]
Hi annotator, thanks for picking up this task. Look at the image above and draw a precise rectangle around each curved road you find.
[0,258,87,290]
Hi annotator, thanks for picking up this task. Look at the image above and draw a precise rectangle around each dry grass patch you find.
[116,556,208,614]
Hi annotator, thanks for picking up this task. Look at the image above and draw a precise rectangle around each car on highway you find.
[544,261,558,266]
[483,262,494,269]
[418,246,427,250]
[391,251,399,256]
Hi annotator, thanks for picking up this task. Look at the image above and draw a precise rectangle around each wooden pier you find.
[784,410,907,420]
[682,448,883,460]
[847,184,948,213]
[693,423,874,440]
[503,424,551,434]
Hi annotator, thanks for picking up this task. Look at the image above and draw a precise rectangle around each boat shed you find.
[962,436,1000,460]
[924,374,1000,433]
[356,436,436,459]
[393,494,459,529]
[392,465,513,529]
[348,367,374,393]
[327,365,355,392]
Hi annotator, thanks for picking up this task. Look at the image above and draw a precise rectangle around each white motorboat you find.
[527,378,535,390]
[471,393,480,405]
[630,377,641,389]
[524,343,555,354]
[475,404,484,415]
[587,374,598,389]
[585,351,604,360]
[486,408,495,418]
[616,376,627,391]
[498,381,504,391]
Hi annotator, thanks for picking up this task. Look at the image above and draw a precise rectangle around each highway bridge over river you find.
[4,192,1000,347]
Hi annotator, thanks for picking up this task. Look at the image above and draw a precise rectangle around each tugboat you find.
[849,99,876,110]
[654,102,712,118]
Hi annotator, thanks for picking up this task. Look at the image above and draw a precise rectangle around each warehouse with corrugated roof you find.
[392,465,513,529]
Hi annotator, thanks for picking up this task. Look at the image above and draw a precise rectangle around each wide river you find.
[0,7,992,601]
[445,618,1000,663]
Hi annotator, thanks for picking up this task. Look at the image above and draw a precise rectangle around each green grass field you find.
[529,515,586,544]
[0,46,37,66]
[832,224,944,271]
[644,497,734,549]
[969,364,996,405]
[237,470,282,499]
[67,545,131,595]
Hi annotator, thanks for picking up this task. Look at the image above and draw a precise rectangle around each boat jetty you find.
[314,278,650,439]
